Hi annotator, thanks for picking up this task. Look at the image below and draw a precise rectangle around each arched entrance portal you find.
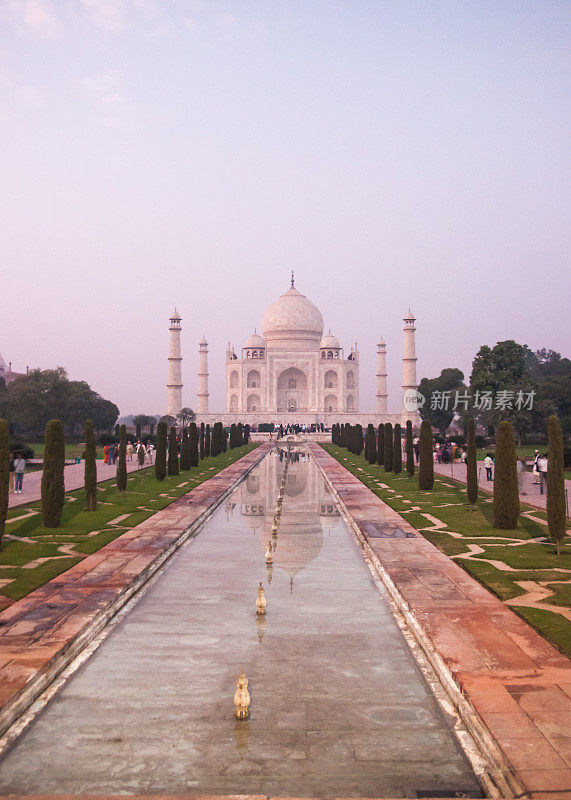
[277,367,308,412]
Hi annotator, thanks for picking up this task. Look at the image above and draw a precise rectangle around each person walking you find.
[13,454,26,494]
[109,443,116,465]
[103,444,110,464]
[8,453,15,495]
[413,437,420,464]
[484,453,494,481]
[516,458,527,495]
[532,450,540,484]
[126,441,134,462]
[538,453,548,495]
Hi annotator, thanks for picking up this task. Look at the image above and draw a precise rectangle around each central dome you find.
[261,285,324,349]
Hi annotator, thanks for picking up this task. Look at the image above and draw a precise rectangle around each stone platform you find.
[310,444,571,800]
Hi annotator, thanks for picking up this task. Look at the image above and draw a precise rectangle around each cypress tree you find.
[237,423,243,446]
[383,423,393,471]
[547,415,566,555]
[418,419,434,490]
[189,423,199,467]
[135,423,141,438]
[155,421,167,481]
[137,444,145,468]
[493,420,519,529]
[354,424,363,456]
[377,424,384,467]
[0,419,9,546]
[168,427,179,476]
[84,419,97,511]
[117,424,128,492]
[199,422,205,460]
[222,426,228,452]
[205,424,211,457]
[365,424,377,464]
[466,417,478,506]
[393,423,402,474]
[180,428,191,471]
[243,424,250,445]
[230,423,237,449]
[41,419,65,528]
[406,420,414,477]
[211,422,220,457]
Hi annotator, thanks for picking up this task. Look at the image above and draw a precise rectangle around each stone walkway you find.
[0,444,270,741]
[430,459,571,516]
[310,444,571,800]
[8,457,148,509]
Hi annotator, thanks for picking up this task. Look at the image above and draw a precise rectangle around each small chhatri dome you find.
[199,335,208,345]
[320,331,340,349]
[261,281,324,348]
[245,331,266,348]
[404,308,415,321]
[170,308,181,320]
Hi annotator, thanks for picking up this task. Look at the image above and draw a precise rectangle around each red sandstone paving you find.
[310,444,571,798]
[0,445,270,742]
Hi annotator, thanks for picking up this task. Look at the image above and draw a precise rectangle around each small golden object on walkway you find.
[256,581,267,615]
[265,540,273,564]
[234,669,251,720]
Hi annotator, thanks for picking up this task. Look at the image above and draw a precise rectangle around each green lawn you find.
[26,441,104,459]
[322,444,571,657]
[0,444,259,607]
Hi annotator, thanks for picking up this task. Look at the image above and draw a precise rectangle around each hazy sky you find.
[1,0,569,415]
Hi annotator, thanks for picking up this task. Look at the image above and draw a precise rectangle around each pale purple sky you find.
[1,0,569,415]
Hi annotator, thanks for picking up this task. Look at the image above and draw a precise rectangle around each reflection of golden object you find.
[234,719,250,750]
[256,615,266,643]
[266,562,273,584]
[256,582,267,615]
[234,669,250,720]
[265,541,273,564]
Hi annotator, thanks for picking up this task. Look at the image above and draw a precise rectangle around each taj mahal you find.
[166,276,419,428]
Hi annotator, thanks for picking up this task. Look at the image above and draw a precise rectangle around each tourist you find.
[146,441,154,462]
[103,444,109,464]
[8,453,15,494]
[516,458,527,495]
[126,441,134,462]
[538,453,548,495]
[484,453,494,481]
[13,453,26,494]
[532,450,540,484]
[109,443,117,465]
[413,437,420,464]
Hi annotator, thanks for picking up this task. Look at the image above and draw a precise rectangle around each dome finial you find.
[291,270,295,288]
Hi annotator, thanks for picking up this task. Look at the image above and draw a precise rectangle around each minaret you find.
[167,309,183,417]
[197,336,209,415]
[376,338,388,413]
[401,310,417,412]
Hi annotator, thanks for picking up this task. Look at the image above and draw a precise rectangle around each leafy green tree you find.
[393,423,402,474]
[418,368,465,436]
[493,420,519,529]
[377,424,384,467]
[418,420,434,490]
[466,417,478,506]
[176,407,195,428]
[0,419,9,545]
[41,419,65,527]
[84,419,97,510]
[180,428,191,471]
[365,424,376,464]
[405,420,414,477]
[155,422,167,481]
[383,423,393,471]
[547,415,566,555]
[117,424,128,492]
[168,427,179,476]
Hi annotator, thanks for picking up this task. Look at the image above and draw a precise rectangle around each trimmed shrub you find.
[41,419,65,527]
[117,424,127,492]
[418,419,434,490]
[155,422,167,481]
[393,424,402,474]
[493,420,519,529]
[377,424,384,467]
[84,419,97,511]
[0,419,9,545]
[466,417,478,506]
[168,427,179,476]
[189,422,199,467]
[365,424,377,464]
[383,423,393,471]
[547,415,566,555]
[406,420,414,477]
[180,428,191,471]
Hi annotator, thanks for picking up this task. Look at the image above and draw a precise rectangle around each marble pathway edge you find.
[0,444,271,747]
[310,443,571,800]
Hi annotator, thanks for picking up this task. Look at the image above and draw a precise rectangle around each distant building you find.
[0,354,25,385]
